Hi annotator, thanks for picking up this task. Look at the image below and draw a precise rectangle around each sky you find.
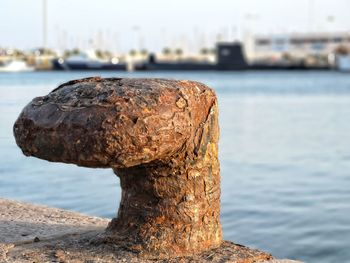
[1,0,350,52]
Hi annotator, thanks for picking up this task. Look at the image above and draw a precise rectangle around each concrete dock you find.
[0,198,302,262]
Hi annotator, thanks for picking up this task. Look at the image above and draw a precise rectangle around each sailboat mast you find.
[308,0,314,33]
[43,0,47,48]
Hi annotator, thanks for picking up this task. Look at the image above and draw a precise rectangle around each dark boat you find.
[136,42,331,71]
[250,61,330,70]
[136,43,248,71]
[52,52,127,71]
[136,55,216,71]
[216,43,248,70]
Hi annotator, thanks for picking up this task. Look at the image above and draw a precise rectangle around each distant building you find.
[252,32,350,59]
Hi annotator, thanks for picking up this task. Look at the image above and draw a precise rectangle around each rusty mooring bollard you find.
[13,77,222,259]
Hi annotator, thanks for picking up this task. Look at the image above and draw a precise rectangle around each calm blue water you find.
[1,71,350,262]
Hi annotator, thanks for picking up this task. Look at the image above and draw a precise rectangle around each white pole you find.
[43,0,48,48]
[308,0,314,33]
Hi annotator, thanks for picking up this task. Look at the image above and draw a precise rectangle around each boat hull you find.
[52,60,127,71]
[0,61,34,72]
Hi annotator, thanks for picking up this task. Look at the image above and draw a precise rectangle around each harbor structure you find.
[251,32,350,59]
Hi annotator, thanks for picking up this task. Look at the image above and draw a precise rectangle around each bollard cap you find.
[14,77,216,168]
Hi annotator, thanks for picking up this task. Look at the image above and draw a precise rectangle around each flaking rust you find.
[13,77,222,259]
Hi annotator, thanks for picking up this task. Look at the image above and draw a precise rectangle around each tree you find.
[72,48,80,55]
[129,49,137,56]
[175,48,183,56]
[162,47,171,55]
[200,48,209,55]
[141,49,148,56]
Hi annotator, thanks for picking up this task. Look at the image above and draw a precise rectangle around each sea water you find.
[1,71,350,262]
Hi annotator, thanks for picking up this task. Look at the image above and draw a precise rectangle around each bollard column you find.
[13,77,222,259]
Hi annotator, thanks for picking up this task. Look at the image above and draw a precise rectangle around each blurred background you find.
[1,1,350,262]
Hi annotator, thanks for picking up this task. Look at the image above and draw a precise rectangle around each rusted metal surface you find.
[14,77,222,259]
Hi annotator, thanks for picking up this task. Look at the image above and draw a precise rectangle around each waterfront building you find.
[251,32,350,60]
